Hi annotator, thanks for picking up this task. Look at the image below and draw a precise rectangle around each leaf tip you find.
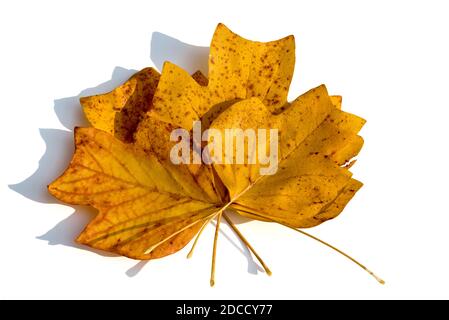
[75,232,89,246]
[285,34,295,42]
[79,96,88,105]
[47,182,57,195]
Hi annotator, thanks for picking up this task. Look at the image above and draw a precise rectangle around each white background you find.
[1,0,448,299]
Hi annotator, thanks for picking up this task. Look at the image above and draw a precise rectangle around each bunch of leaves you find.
[49,24,383,285]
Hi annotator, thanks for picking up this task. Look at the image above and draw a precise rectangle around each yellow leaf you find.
[133,113,226,203]
[150,23,295,130]
[209,85,365,228]
[48,24,381,285]
[80,67,210,142]
[80,67,225,203]
[49,128,219,259]
[80,68,160,142]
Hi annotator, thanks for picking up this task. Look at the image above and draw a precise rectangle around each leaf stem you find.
[210,212,223,287]
[144,214,215,255]
[187,217,213,259]
[223,213,272,276]
[289,226,385,285]
[235,208,384,285]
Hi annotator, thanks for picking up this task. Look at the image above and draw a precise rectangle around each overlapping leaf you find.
[49,127,219,259]
[149,23,295,130]
[209,86,364,227]
[49,24,367,279]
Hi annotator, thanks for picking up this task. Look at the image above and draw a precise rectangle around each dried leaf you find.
[80,67,225,203]
[209,85,365,227]
[48,23,381,285]
[80,68,160,142]
[80,68,209,142]
[49,128,219,259]
[150,23,295,130]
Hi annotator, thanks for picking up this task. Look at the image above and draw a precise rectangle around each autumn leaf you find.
[80,67,208,142]
[210,85,365,228]
[133,23,293,203]
[49,23,383,286]
[149,23,295,130]
[80,67,225,203]
[49,127,220,259]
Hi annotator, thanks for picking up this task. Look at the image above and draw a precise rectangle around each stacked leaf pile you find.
[49,24,380,285]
